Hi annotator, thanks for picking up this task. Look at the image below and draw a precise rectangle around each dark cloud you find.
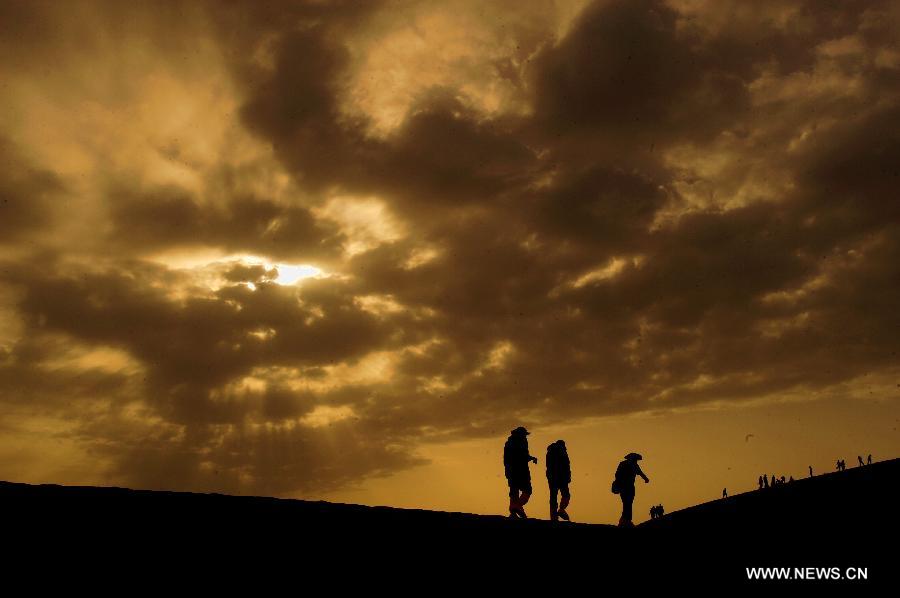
[530,0,751,151]
[233,7,537,216]
[380,94,538,210]
[7,261,399,406]
[109,185,345,261]
[532,166,668,250]
[0,334,133,409]
[227,1,389,194]
[0,138,64,243]
[222,263,277,284]
[794,104,900,242]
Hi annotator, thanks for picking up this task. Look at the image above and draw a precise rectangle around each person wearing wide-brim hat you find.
[611,452,649,527]
[504,427,538,518]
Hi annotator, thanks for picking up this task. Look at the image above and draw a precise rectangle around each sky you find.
[0,0,898,524]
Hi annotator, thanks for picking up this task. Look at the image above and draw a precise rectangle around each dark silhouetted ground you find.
[3,458,895,590]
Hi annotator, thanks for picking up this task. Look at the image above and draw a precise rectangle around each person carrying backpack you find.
[611,452,649,527]
[546,440,571,521]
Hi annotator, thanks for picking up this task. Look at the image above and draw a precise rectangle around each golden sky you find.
[0,0,898,523]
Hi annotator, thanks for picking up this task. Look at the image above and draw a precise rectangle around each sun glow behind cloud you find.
[272,264,323,285]
[147,251,326,289]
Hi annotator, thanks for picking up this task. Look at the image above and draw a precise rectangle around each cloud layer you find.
[1,0,898,496]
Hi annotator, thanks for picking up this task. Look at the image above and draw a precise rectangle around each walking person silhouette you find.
[504,427,538,518]
[546,440,571,521]
[612,453,649,527]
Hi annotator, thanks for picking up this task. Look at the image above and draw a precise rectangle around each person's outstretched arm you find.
[636,464,649,483]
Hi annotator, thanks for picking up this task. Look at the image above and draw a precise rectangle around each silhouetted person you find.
[649,505,657,520]
[858,455,864,467]
[546,439,571,521]
[763,475,769,489]
[780,476,786,485]
[770,474,776,487]
[840,459,846,471]
[789,476,794,482]
[836,459,841,472]
[809,465,813,477]
[722,488,727,498]
[612,452,649,527]
[867,454,872,465]
[658,504,664,517]
[758,475,764,490]
[504,427,537,518]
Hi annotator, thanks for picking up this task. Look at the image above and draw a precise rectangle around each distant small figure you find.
[546,440,571,522]
[839,459,846,471]
[789,476,794,482]
[658,504,665,517]
[836,459,841,472]
[504,427,538,519]
[649,505,657,520]
[763,475,769,489]
[809,465,813,477]
[780,476,786,485]
[612,452,649,527]
[722,488,727,498]
[858,455,864,467]
[770,474,776,487]
[758,475,764,490]
[867,454,872,465]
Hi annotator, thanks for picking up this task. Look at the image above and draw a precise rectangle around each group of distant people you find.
[857,454,873,467]
[502,427,650,526]
[827,454,873,474]
[649,504,665,519]
[756,454,876,489]
[835,454,872,469]
[757,474,790,489]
